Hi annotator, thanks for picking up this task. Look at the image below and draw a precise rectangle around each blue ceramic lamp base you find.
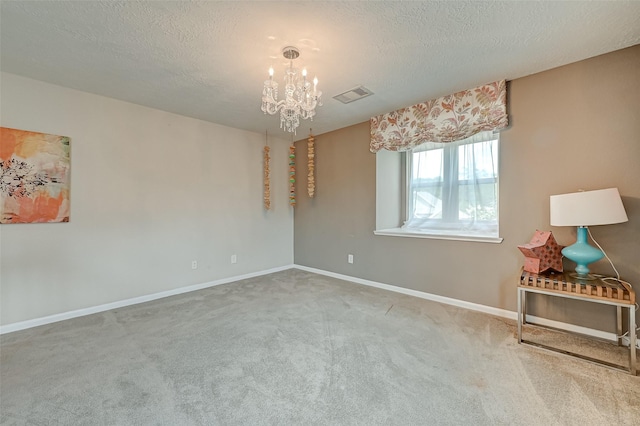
[561,226,604,280]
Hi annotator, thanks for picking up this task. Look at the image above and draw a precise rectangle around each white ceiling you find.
[2,1,639,137]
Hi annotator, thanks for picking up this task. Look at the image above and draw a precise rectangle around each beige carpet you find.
[1,269,638,425]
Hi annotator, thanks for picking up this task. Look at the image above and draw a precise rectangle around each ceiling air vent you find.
[333,85,374,104]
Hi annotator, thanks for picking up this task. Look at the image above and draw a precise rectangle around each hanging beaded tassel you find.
[289,143,296,206]
[307,130,315,198]
[263,131,271,210]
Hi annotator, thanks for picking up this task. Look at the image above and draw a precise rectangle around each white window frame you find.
[374,132,503,243]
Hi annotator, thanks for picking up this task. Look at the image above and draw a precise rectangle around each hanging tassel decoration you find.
[263,132,271,210]
[307,130,315,198]
[289,143,296,206]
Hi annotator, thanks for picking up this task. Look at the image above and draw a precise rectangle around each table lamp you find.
[550,188,628,279]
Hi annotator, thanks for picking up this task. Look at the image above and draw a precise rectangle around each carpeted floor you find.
[1,269,638,425]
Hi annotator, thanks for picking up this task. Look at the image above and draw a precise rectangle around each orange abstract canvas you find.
[1,127,70,223]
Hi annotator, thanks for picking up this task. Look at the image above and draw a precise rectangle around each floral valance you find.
[370,80,508,153]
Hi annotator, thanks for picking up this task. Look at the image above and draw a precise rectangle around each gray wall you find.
[294,45,640,331]
[1,73,294,327]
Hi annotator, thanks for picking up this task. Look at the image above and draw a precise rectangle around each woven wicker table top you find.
[519,270,635,305]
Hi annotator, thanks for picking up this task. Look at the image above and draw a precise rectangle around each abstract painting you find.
[1,127,70,223]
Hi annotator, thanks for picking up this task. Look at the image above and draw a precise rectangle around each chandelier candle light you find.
[262,46,322,134]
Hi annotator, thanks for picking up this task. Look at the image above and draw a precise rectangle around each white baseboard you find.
[0,264,295,335]
[3,263,633,347]
[292,264,623,344]
[523,315,617,341]
[294,264,516,318]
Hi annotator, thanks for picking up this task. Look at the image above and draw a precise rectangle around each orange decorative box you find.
[517,230,564,274]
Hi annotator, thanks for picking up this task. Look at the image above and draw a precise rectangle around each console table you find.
[517,269,637,375]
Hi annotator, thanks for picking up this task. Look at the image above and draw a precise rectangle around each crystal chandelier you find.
[261,46,322,134]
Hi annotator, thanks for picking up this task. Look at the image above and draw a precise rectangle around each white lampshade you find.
[550,188,628,226]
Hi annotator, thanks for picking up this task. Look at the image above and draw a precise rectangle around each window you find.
[403,131,499,239]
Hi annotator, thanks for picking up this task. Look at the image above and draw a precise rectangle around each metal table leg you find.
[617,306,622,346]
[517,288,524,343]
[629,304,637,375]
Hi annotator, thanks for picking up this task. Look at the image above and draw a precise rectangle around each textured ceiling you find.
[2,1,639,137]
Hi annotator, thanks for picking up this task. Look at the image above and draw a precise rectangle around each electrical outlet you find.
[348,254,354,264]
[191,260,198,270]
[231,254,237,264]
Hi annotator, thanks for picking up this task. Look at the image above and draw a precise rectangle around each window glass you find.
[410,148,443,219]
[404,131,499,237]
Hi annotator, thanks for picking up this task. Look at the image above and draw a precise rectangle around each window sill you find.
[373,228,503,244]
